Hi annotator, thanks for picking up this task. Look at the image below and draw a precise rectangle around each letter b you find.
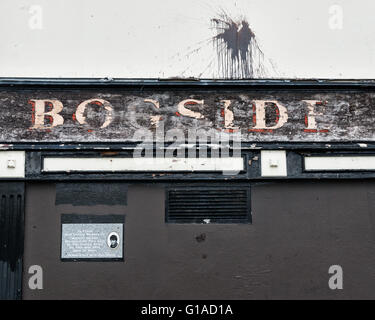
[30,99,64,129]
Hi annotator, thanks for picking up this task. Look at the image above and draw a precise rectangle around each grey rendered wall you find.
[23,181,375,299]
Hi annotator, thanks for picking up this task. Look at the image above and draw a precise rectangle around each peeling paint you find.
[0,144,12,150]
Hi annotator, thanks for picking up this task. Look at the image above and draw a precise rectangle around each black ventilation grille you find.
[166,186,251,223]
[0,183,25,300]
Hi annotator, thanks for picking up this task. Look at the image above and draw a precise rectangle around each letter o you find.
[75,98,113,128]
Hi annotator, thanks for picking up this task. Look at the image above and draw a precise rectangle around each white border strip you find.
[43,157,244,172]
[304,156,375,171]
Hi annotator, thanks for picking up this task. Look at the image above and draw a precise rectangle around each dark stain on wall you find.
[211,14,266,79]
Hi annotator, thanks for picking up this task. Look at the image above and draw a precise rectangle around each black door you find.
[0,182,25,300]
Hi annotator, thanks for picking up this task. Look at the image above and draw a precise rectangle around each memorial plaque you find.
[61,215,124,261]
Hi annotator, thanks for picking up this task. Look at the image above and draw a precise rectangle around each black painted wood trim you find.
[0,78,375,90]
[0,182,25,300]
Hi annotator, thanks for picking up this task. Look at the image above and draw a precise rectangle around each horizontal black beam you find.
[16,150,375,181]
[1,142,375,151]
[0,78,375,90]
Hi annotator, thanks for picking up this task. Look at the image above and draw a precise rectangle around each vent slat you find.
[168,197,248,201]
[169,207,248,212]
[168,202,248,207]
[169,198,247,201]
[166,186,251,223]
[169,194,247,197]
[170,191,247,194]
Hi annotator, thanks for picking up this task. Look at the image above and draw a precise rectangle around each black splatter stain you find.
[211,14,266,79]
[195,233,206,243]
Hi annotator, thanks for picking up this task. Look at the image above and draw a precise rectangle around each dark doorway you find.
[0,182,25,300]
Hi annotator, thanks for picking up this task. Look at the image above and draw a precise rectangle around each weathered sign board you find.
[0,88,374,142]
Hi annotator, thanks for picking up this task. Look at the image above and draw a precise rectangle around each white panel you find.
[43,157,244,172]
[261,150,287,177]
[304,156,375,171]
[0,151,25,178]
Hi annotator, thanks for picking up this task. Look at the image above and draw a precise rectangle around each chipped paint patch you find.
[0,144,13,150]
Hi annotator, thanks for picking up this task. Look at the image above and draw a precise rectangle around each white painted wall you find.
[1,0,374,79]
